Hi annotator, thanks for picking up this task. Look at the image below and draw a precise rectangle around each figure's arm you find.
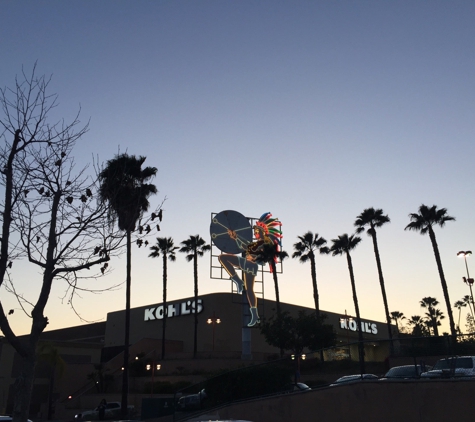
[228,229,248,251]
[236,237,249,250]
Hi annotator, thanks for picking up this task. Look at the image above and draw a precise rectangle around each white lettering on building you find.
[339,318,378,335]
[144,299,203,322]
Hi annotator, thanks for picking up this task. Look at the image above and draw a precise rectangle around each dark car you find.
[380,364,431,380]
[330,374,378,386]
[0,416,33,422]
[284,382,311,392]
[177,389,207,410]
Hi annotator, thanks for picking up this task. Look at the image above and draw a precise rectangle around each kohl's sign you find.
[340,318,378,335]
[144,299,203,321]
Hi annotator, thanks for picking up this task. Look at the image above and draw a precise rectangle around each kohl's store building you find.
[103,292,395,362]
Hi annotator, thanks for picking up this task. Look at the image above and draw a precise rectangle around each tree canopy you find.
[260,310,336,356]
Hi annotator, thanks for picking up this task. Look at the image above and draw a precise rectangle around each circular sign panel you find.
[210,210,252,254]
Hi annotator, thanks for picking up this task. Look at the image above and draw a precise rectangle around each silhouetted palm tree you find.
[292,232,327,318]
[354,208,393,345]
[462,294,475,319]
[420,296,438,333]
[405,204,456,338]
[407,315,429,336]
[428,309,445,336]
[329,233,365,373]
[420,297,442,336]
[257,242,288,357]
[149,237,178,359]
[420,297,445,336]
[99,153,157,415]
[180,235,211,358]
[390,311,406,335]
[454,300,466,334]
[258,241,288,317]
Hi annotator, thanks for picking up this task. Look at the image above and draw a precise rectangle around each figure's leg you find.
[244,273,260,327]
[218,254,243,294]
[244,272,257,307]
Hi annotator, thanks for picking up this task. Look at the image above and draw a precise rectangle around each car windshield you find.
[434,357,473,370]
[385,366,418,377]
[336,375,361,383]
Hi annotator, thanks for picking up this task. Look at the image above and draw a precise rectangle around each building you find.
[0,292,393,417]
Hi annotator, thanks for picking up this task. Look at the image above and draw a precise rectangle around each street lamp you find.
[207,311,221,352]
[291,354,306,382]
[457,251,475,317]
[146,361,161,397]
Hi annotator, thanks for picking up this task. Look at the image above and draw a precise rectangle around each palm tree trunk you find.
[433,318,439,336]
[310,254,325,361]
[428,227,457,338]
[161,254,167,360]
[346,252,365,374]
[271,261,284,358]
[370,231,393,352]
[310,253,320,318]
[272,263,281,317]
[193,252,198,359]
[121,230,131,417]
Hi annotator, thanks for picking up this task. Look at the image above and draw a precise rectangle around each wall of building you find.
[212,379,475,422]
[104,292,393,359]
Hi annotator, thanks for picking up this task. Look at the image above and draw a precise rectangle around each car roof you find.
[336,374,377,382]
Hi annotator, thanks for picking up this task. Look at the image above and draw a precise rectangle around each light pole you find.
[291,353,306,383]
[207,311,221,352]
[457,251,475,318]
[146,361,161,397]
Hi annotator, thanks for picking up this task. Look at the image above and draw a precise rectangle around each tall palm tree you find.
[329,233,365,374]
[257,242,288,357]
[179,235,211,359]
[149,237,178,360]
[292,232,327,318]
[354,208,393,346]
[405,204,457,338]
[454,300,467,333]
[259,242,288,317]
[390,311,406,335]
[98,153,157,416]
[420,296,441,336]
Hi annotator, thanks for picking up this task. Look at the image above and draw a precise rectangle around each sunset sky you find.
[1,0,475,337]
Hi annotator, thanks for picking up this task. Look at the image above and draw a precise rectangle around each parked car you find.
[177,389,207,411]
[380,364,432,380]
[330,374,378,386]
[421,356,475,379]
[0,416,33,422]
[74,401,135,420]
[284,382,311,392]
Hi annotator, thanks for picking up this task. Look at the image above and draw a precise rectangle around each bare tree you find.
[0,65,123,422]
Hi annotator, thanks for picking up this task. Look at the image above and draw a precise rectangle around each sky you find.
[1,0,475,337]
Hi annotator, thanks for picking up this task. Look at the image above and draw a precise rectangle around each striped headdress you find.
[255,212,283,249]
